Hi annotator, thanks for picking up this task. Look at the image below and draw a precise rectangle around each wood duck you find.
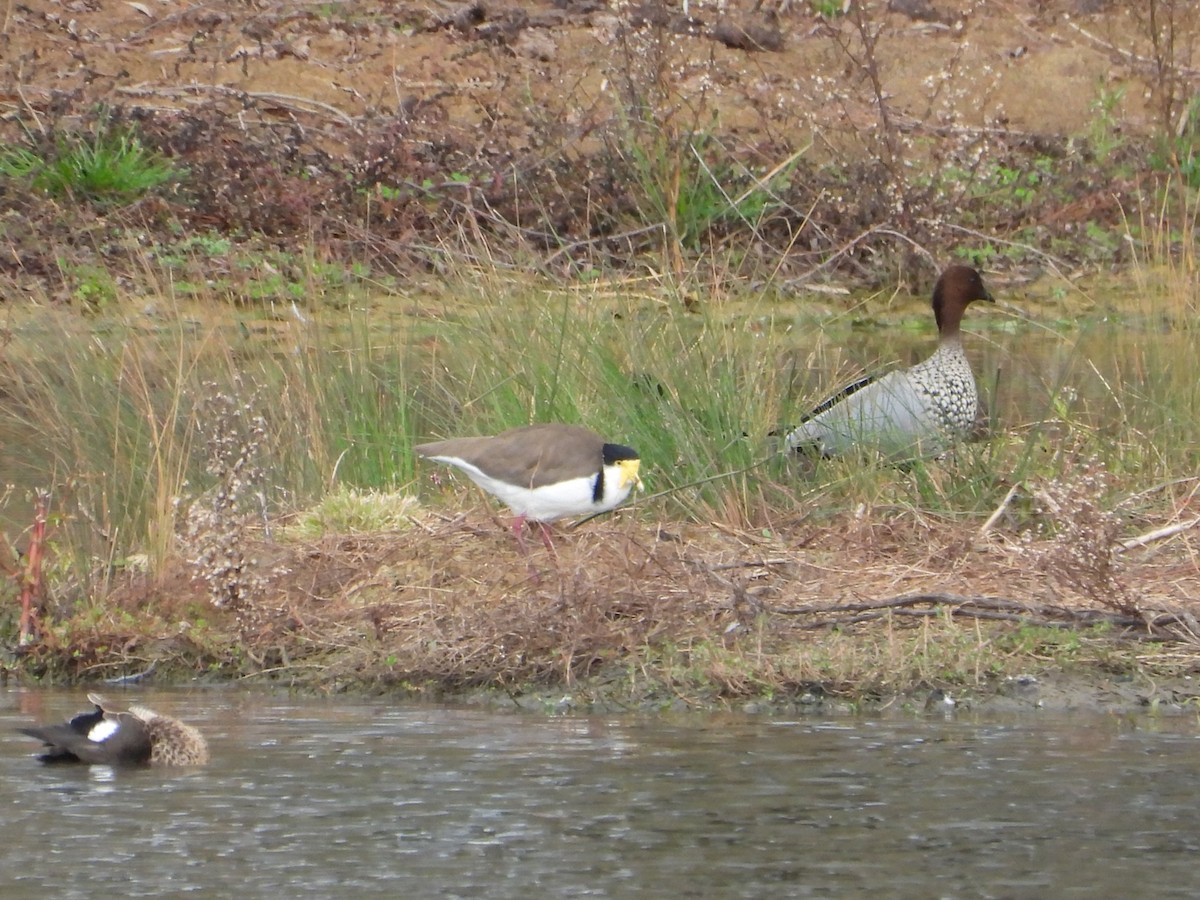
[785,265,993,459]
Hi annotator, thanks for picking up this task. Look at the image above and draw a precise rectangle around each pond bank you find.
[8,511,1199,718]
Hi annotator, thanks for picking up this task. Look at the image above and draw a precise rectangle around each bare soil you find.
[1,0,1186,289]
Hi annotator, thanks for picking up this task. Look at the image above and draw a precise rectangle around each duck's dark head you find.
[932,265,993,335]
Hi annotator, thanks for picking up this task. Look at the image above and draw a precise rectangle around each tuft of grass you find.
[286,488,423,538]
[0,308,204,583]
[268,308,422,490]
[810,0,849,17]
[0,123,178,206]
[1122,180,1198,326]
[618,128,793,260]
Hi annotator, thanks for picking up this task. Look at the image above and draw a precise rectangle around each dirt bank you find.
[2,0,1187,290]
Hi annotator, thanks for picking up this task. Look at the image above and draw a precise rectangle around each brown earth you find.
[15,494,1200,714]
[1,0,1192,290]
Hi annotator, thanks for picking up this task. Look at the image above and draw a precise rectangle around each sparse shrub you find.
[179,380,270,623]
[1028,458,1140,618]
[1152,93,1200,189]
[1129,0,1197,140]
[1088,81,1128,163]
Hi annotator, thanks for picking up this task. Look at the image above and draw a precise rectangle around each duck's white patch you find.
[88,719,120,743]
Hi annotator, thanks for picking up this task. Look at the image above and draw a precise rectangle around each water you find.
[4,688,1199,897]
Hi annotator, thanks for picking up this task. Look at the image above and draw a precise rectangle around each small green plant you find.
[0,146,42,180]
[152,233,234,269]
[58,262,118,310]
[810,0,847,16]
[953,245,996,269]
[1155,93,1200,188]
[0,123,177,205]
[1088,81,1128,162]
[180,233,233,257]
[963,157,1054,207]
[624,130,788,256]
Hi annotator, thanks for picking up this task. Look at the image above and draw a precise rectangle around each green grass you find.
[2,256,1199,611]
[0,123,177,206]
[285,488,423,538]
[810,0,847,17]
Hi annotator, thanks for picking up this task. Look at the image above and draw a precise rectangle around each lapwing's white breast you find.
[425,455,639,522]
[424,455,591,521]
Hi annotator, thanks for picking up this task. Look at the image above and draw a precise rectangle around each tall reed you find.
[411,271,800,526]
[3,255,1199,614]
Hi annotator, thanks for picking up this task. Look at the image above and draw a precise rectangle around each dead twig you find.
[978,483,1020,539]
[774,590,1152,633]
[114,84,358,128]
[1066,20,1200,80]
[16,490,50,646]
[1119,516,1200,553]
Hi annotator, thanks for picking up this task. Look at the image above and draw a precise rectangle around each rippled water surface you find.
[3,688,1200,897]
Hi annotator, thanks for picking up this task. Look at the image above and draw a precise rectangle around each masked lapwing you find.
[414,423,643,552]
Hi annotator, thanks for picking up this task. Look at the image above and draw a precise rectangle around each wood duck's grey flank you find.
[785,265,994,459]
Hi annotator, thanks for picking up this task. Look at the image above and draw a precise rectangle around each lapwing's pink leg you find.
[509,514,530,554]
[509,514,543,582]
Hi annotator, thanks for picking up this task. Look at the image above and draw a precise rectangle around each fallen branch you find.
[1120,516,1200,552]
[773,590,1154,633]
[115,83,358,127]
[776,591,1031,615]
[1067,20,1200,80]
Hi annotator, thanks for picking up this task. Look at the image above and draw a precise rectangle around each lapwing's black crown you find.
[602,443,639,464]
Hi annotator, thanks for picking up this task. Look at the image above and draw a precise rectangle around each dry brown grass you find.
[21,493,1200,700]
